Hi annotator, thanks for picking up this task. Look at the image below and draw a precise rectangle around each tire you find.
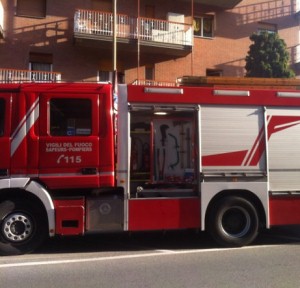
[0,198,48,255]
[207,196,259,247]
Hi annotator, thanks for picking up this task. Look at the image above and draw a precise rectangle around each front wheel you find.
[0,198,48,255]
[207,196,259,247]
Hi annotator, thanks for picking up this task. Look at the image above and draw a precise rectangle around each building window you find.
[98,71,111,82]
[17,0,46,18]
[206,69,223,76]
[145,66,154,81]
[29,53,52,71]
[50,99,92,136]
[257,23,277,34]
[145,5,155,18]
[193,16,213,38]
[29,52,52,81]
[0,99,4,137]
[91,0,112,12]
[97,71,124,84]
[30,62,52,72]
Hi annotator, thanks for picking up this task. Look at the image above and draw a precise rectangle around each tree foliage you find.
[245,32,295,78]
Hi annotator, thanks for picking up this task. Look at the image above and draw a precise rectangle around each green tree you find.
[245,32,295,78]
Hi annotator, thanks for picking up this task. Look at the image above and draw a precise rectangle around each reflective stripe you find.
[38,171,114,177]
[11,98,39,156]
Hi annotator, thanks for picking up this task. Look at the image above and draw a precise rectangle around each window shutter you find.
[17,0,46,18]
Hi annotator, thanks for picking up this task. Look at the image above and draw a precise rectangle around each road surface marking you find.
[0,245,280,269]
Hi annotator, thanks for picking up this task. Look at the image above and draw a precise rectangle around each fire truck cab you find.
[0,83,115,255]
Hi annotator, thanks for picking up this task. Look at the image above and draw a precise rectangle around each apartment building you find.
[0,0,299,83]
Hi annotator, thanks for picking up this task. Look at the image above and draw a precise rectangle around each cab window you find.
[50,99,92,136]
[0,99,5,137]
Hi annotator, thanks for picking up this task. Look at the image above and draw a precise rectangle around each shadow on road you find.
[36,225,300,255]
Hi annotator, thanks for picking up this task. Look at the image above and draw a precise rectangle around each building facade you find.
[0,0,299,83]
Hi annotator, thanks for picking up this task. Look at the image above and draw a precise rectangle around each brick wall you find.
[0,0,298,83]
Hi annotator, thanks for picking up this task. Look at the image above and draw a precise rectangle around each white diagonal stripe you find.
[11,98,39,156]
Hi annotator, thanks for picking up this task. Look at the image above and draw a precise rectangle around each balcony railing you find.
[74,9,193,46]
[0,68,61,83]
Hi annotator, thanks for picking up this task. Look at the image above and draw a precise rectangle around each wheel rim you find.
[1,212,34,242]
[220,206,251,238]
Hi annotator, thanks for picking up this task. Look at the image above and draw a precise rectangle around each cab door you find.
[39,93,100,189]
[0,94,11,178]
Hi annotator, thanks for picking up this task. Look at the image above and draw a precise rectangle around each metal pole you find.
[137,0,140,81]
[191,0,194,76]
[113,0,117,87]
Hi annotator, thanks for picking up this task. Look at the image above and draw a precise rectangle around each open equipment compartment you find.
[129,106,197,198]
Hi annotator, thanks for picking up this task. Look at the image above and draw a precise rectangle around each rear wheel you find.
[207,196,259,247]
[0,198,48,255]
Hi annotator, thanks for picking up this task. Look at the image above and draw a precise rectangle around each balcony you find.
[194,0,243,9]
[0,68,61,83]
[74,9,193,58]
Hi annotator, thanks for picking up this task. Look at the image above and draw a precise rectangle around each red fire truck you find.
[1,77,300,255]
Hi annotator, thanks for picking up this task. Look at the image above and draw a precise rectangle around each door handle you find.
[0,169,8,176]
[81,168,97,175]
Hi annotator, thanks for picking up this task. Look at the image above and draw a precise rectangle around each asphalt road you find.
[1,227,300,288]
